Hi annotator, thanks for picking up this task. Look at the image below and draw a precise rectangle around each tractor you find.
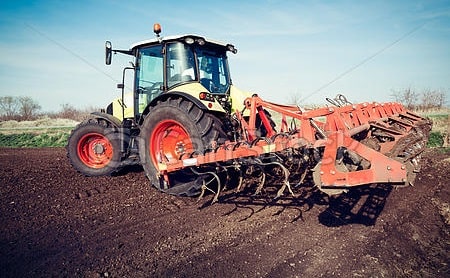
[67,23,432,200]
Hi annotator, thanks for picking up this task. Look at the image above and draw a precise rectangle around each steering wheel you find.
[139,82,163,97]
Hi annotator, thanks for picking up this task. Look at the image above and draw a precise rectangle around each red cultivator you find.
[158,94,432,201]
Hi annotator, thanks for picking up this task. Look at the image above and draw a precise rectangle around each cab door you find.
[135,45,164,114]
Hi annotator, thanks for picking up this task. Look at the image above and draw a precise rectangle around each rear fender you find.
[90,111,122,128]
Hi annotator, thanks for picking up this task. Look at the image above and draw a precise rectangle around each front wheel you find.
[139,97,227,195]
[67,119,122,176]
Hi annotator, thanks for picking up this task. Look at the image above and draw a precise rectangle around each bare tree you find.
[435,89,447,109]
[0,96,20,120]
[433,90,447,109]
[18,96,41,120]
[49,103,97,121]
[58,103,79,119]
[391,87,418,110]
[419,89,448,111]
[0,96,41,120]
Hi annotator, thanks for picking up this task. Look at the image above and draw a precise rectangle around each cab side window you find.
[136,45,163,113]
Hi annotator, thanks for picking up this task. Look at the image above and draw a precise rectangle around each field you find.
[0,111,449,277]
[0,147,449,277]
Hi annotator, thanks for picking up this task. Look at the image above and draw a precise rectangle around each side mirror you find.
[105,41,112,65]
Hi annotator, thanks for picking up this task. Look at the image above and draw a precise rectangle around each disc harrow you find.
[155,94,432,202]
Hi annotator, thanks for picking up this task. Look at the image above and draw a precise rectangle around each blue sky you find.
[0,0,449,112]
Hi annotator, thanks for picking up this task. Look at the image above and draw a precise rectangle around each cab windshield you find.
[166,42,231,94]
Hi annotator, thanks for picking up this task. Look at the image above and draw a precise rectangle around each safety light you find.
[153,23,161,35]
[199,92,215,102]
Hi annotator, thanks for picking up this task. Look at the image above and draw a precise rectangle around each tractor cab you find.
[105,23,239,123]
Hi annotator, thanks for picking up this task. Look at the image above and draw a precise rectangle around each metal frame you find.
[156,95,430,192]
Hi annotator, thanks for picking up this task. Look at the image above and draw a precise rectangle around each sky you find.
[0,0,449,112]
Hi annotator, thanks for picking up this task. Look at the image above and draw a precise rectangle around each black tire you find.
[139,97,227,194]
[67,118,122,176]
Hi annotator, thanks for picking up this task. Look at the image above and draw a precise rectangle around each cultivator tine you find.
[294,168,308,188]
[219,165,230,191]
[251,159,294,199]
[273,161,294,199]
[191,168,222,204]
[253,162,266,196]
[197,178,207,200]
[234,165,245,193]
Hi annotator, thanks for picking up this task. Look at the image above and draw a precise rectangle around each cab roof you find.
[130,34,231,51]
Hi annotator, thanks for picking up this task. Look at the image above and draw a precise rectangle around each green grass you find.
[427,114,449,120]
[0,132,69,148]
[0,118,75,148]
[427,131,445,147]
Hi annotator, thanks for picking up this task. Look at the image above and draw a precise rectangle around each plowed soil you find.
[1,147,449,277]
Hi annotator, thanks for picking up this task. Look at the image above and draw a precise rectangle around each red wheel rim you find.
[77,133,113,168]
[150,120,194,167]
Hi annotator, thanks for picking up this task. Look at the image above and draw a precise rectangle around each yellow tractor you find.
[67,24,251,195]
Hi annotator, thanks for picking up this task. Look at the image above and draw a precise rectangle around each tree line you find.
[0,96,41,121]
[0,96,95,122]
[391,88,447,111]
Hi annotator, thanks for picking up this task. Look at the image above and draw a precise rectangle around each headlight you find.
[184,37,195,44]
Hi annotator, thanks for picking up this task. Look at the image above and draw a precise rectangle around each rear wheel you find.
[139,97,227,195]
[67,119,122,176]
